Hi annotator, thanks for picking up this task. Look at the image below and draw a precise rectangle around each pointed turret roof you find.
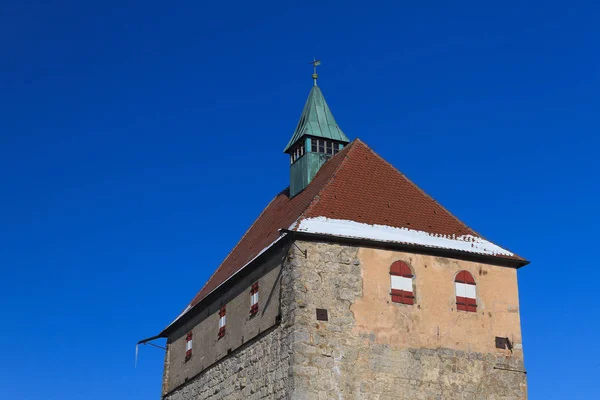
[283,85,349,152]
[162,139,528,334]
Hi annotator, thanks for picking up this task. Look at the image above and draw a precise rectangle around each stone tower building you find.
[141,69,529,399]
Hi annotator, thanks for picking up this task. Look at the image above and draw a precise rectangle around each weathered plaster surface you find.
[352,247,523,354]
[289,241,527,399]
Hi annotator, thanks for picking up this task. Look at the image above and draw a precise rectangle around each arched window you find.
[390,261,414,305]
[455,271,477,312]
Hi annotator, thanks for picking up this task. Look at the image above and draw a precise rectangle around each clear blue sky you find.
[1,1,598,399]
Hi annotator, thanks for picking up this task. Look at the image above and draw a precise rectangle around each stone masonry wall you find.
[163,326,291,400]
[287,241,527,400]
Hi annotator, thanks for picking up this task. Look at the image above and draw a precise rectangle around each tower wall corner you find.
[288,241,527,399]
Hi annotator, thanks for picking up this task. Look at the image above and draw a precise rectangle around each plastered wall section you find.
[353,247,524,354]
[288,241,527,399]
[164,248,285,394]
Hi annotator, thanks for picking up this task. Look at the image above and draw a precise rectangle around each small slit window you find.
[455,271,477,312]
[250,282,259,316]
[290,143,306,164]
[218,306,226,339]
[390,261,414,305]
[185,332,193,361]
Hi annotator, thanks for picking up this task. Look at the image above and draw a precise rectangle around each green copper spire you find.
[283,85,349,153]
[285,61,350,197]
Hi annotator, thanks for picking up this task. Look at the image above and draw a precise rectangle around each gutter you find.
[137,334,164,345]
[135,335,166,368]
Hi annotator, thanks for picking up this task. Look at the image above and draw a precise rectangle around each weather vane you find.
[309,58,321,85]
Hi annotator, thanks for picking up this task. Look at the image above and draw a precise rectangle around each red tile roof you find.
[182,139,525,316]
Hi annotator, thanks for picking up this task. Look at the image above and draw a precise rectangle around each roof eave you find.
[281,229,529,269]
[157,233,294,338]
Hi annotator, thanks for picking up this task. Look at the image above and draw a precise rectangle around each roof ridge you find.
[355,139,523,259]
[291,140,359,230]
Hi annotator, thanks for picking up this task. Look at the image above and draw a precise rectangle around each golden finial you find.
[309,58,321,86]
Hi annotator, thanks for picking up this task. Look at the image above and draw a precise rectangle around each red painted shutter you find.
[218,306,227,338]
[185,332,193,361]
[455,270,475,284]
[455,271,477,312]
[390,261,414,305]
[250,282,259,316]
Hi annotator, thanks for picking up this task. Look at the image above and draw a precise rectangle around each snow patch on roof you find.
[294,217,514,257]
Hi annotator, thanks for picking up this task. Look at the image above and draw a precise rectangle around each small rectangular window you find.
[311,140,317,152]
[318,140,325,153]
[326,141,333,154]
[250,282,259,316]
[218,306,226,339]
[333,144,340,154]
[495,336,507,349]
[185,332,193,361]
[316,308,328,321]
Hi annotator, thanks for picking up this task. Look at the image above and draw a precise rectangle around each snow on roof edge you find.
[295,217,514,258]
